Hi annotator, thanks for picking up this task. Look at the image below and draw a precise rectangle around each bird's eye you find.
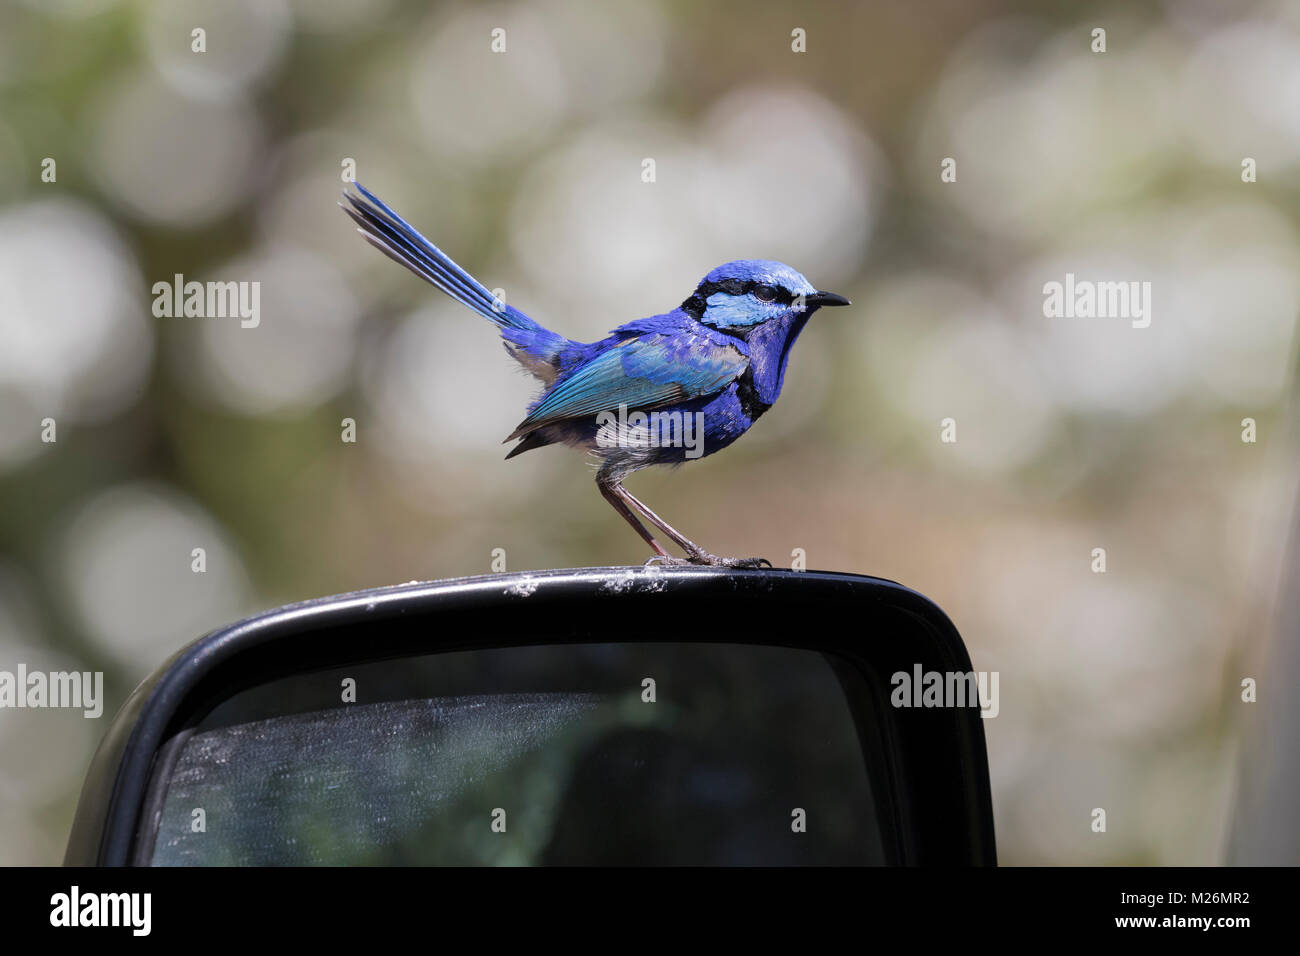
[753,284,778,303]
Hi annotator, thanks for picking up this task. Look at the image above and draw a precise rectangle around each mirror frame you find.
[64,566,997,866]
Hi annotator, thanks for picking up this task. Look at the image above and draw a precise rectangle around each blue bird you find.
[341,183,850,567]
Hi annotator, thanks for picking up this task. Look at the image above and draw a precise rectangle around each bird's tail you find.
[340,183,562,349]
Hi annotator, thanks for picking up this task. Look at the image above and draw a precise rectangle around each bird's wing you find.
[507,333,747,439]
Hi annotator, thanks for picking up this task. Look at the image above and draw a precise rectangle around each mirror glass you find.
[147,641,884,865]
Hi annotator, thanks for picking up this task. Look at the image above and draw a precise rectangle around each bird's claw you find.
[706,555,773,569]
[643,552,772,569]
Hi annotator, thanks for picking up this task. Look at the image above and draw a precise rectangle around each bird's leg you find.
[611,480,772,569]
[597,477,675,560]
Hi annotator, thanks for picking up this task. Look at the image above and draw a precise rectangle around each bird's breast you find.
[734,367,773,423]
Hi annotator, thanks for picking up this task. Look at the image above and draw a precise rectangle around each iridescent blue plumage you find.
[341,183,850,566]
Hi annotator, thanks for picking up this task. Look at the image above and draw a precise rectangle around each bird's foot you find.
[643,552,772,569]
[643,554,693,567]
[700,554,773,569]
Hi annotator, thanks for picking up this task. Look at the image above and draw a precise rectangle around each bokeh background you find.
[1,0,1298,865]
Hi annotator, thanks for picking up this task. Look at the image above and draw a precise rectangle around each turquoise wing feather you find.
[507,334,746,439]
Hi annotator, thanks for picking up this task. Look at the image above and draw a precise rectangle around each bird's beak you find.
[806,291,851,308]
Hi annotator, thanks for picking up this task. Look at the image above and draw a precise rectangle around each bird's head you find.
[681,259,850,331]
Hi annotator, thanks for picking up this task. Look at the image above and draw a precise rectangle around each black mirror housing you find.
[64,566,996,866]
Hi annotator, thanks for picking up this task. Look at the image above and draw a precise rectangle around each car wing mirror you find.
[65,567,996,866]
